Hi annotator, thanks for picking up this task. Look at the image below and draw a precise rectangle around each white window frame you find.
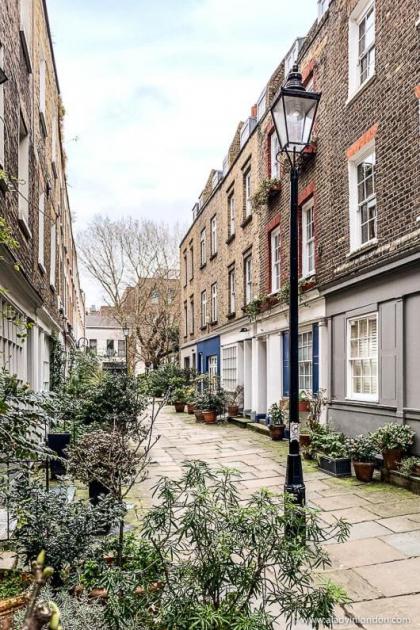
[222,345,237,392]
[257,88,267,121]
[244,255,252,305]
[208,355,218,387]
[347,313,378,402]
[50,220,56,287]
[302,198,315,277]
[348,0,375,100]
[184,302,188,336]
[348,141,376,253]
[270,132,280,179]
[284,40,299,76]
[228,267,235,314]
[270,227,281,293]
[244,170,252,218]
[38,192,45,269]
[183,253,188,285]
[39,57,47,133]
[18,114,30,231]
[200,228,206,266]
[211,282,218,322]
[210,215,217,255]
[318,0,331,20]
[189,245,194,280]
[298,330,313,392]
[189,298,194,334]
[20,0,33,71]
[200,289,207,328]
[228,193,235,237]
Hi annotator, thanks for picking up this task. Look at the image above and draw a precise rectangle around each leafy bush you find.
[373,423,415,452]
[399,456,420,477]
[268,402,284,426]
[142,460,349,630]
[6,477,121,581]
[13,586,107,630]
[194,389,226,412]
[0,571,28,599]
[310,425,348,459]
[142,363,192,398]
[346,433,377,463]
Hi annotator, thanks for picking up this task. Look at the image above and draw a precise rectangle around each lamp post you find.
[122,325,129,374]
[76,337,89,353]
[270,64,320,506]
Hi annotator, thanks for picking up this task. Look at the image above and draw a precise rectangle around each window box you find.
[240,214,253,229]
[318,456,352,478]
[302,141,317,156]
[226,233,235,245]
[200,325,207,331]
[299,276,317,292]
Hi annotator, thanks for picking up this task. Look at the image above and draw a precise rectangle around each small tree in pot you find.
[195,389,226,424]
[267,402,285,441]
[184,386,196,414]
[170,386,188,413]
[225,385,244,417]
[346,433,377,482]
[373,423,415,471]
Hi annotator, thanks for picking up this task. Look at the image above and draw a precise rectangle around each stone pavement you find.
[132,407,420,630]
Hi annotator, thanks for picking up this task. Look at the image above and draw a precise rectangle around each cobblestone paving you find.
[133,408,420,630]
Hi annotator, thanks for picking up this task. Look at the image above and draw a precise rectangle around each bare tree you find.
[78,216,181,370]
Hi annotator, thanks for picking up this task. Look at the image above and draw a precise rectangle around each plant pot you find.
[269,425,285,441]
[383,448,404,471]
[319,456,352,477]
[47,432,71,478]
[187,404,195,414]
[202,410,217,424]
[227,405,239,417]
[174,402,185,413]
[299,434,311,449]
[194,410,204,423]
[298,401,310,412]
[353,461,375,482]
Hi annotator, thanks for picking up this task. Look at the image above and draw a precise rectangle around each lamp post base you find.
[284,453,306,507]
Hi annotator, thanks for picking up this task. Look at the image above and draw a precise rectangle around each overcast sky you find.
[48,0,317,305]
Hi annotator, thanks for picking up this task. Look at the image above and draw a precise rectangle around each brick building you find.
[0,0,85,390]
[180,0,420,444]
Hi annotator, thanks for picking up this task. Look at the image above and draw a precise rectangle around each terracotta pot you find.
[383,448,403,471]
[187,404,195,414]
[299,434,311,448]
[298,401,310,412]
[353,461,375,482]
[269,424,285,441]
[227,405,239,417]
[194,410,204,422]
[202,410,217,424]
[174,402,185,413]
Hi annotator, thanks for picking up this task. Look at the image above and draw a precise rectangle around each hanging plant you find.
[251,178,281,210]
[244,297,264,321]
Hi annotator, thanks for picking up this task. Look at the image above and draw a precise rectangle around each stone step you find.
[0,551,18,571]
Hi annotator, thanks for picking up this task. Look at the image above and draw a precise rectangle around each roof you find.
[85,311,121,330]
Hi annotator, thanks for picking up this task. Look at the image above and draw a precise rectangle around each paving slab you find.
[327,537,404,569]
[0,551,18,570]
[347,594,420,629]
[321,568,383,602]
[367,498,420,518]
[319,506,378,525]
[378,514,420,533]
[355,556,420,597]
[380,530,420,556]
[311,493,371,512]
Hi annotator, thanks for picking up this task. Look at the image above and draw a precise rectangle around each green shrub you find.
[310,425,348,459]
[373,423,415,452]
[346,433,377,463]
[0,571,28,599]
[399,456,420,477]
[142,460,349,630]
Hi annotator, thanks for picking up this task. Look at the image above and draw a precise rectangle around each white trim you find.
[348,139,376,253]
[346,312,378,402]
[348,0,375,101]
[302,198,315,277]
[270,227,281,293]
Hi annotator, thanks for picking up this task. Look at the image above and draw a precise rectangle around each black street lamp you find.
[122,325,129,374]
[270,64,320,507]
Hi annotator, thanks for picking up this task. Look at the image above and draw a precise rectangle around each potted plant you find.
[373,423,415,471]
[195,390,226,424]
[311,425,351,477]
[398,456,420,478]
[267,403,285,441]
[346,433,377,482]
[298,390,310,413]
[226,386,244,417]
[171,386,187,413]
[185,386,196,414]
[299,389,327,449]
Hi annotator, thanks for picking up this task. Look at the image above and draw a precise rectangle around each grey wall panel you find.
[379,301,398,408]
[405,294,420,411]
[331,314,346,401]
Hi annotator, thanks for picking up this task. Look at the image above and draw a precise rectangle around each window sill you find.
[226,233,236,245]
[240,214,253,229]
[346,73,376,107]
[40,111,48,138]
[226,312,236,320]
[210,319,218,326]
[50,283,56,293]
[19,30,32,73]
[38,262,46,275]
[200,325,207,331]
[18,217,32,240]
[199,262,207,270]
[346,239,378,260]
[344,397,379,405]
[209,252,217,261]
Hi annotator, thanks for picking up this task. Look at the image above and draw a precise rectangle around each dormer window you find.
[318,0,331,20]
[240,117,257,149]
[257,88,267,121]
